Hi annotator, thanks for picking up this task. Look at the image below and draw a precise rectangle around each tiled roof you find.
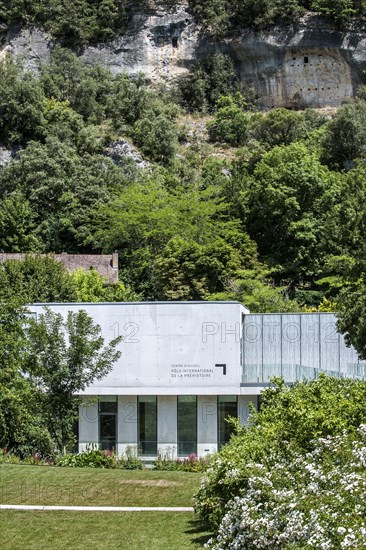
[0,253,119,284]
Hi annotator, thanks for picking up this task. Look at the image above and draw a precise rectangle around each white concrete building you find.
[30,302,366,458]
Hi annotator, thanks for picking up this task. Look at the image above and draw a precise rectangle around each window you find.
[177,396,197,456]
[218,396,237,450]
[138,396,157,456]
[99,396,117,451]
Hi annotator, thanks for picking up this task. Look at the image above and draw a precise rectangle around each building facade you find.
[30,302,366,459]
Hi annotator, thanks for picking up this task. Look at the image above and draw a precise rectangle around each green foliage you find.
[26,308,122,451]
[55,447,144,468]
[56,447,119,468]
[71,267,140,302]
[0,137,122,251]
[250,108,310,147]
[0,192,43,252]
[190,0,305,36]
[133,114,179,164]
[0,255,77,303]
[321,99,366,168]
[0,58,45,146]
[177,53,240,113]
[94,179,260,300]
[40,48,113,124]
[189,0,366,35]
[107,73,148,128]
[207,95,250,146]
[243,142,343,289]
[0,0,128,44]
[1,0,365,49]
[194,375,366,530]
[310,0,365,23]
[153,454,212,472]
[0,302,54,456]
[207,427,366,548]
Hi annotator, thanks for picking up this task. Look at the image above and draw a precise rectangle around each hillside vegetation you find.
[0,14,365,353]
[1,1,365,45]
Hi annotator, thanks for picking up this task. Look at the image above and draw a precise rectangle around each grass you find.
[0,511,213,549]
[0,464,201,507]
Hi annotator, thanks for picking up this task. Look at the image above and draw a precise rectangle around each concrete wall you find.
[197,395,217,456]
[117,395,138,456]
[31,301,248,395]
[79,398,98,451]
[158,395,177,458]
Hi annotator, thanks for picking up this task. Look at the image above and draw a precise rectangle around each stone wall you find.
[0,253,119,284]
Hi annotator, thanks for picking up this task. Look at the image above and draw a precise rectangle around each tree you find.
[244,142,342,290]
[0,136,122,252]
[310,0,358,23]
[0,302,52,455]
[0,57,45,145]
[249,108,306,148]
[177,53,239,113]
[0,255,77,304]
[207,95,250,146]
[133,114,178,164]
[27,308,122,452]
[0,192,43,252]
[71,267,140,302]
[321,99,366,168]
[94,179,259,299]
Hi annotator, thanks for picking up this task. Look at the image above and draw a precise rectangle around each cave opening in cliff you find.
[304,56,309,63]
[172,36,178,48]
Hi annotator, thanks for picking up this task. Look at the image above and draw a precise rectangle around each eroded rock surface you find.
[0,145,15,168]
[1,4,366,108]
[105,139,151,171]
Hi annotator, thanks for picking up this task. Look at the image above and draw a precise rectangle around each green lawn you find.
[0,465,213,548]
[0,511,212,549]
[0,465,200,506]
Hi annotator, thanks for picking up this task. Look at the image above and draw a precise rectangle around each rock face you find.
[1,3,366,108]
[0,26,52,72]
[222,13,366,108]
[105,139,151,171]
[82,1,198,82]
[0,145,15,168]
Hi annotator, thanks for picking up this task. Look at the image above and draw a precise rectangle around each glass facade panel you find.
[99,397,117,450]
[177,396,197,456]
[138,396,157,456]
[218,396,237,450]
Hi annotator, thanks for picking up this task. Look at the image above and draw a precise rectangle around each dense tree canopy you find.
[0,41,365,348]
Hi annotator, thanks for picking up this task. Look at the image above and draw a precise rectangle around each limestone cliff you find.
[1,2,366,108]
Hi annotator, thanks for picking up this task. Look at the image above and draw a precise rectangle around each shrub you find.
[56,447,119,468]
[153,453,212,472]
[207,95,250,146]
[55,447,144,469]
[133,114,178,164]
[206,426,366,549]
[119,456,144,470]
[194,376,366,529]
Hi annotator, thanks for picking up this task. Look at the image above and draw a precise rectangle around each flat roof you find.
[32,301,246,306]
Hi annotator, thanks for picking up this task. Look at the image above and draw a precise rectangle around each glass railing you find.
[242,363,366,384]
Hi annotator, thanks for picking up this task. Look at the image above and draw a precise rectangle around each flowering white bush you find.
[206,426,366,549]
